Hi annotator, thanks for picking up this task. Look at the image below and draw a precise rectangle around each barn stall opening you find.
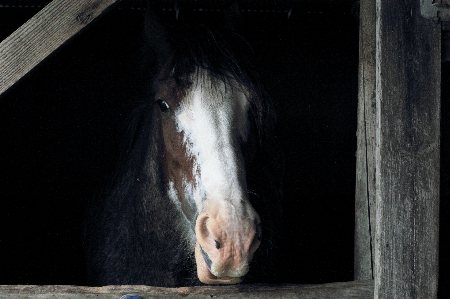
[0,0,447,298]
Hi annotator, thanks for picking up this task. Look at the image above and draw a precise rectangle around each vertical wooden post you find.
[374,0,440,298]
[355,0,377,281]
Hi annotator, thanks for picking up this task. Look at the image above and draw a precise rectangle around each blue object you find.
[120,295,143,299]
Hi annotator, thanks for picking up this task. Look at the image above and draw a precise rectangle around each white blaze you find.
[172,71,250,215]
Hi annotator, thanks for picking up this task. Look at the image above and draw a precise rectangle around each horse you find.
[84,11,283,287]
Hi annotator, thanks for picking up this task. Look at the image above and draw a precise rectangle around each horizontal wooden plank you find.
[0,0,121,96]
[0,0,355,8]
[0,280,374,298]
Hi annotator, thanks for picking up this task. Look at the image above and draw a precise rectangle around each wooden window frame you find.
[0,0,441,298]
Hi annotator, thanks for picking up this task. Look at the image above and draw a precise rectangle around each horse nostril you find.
[214,239,221,249]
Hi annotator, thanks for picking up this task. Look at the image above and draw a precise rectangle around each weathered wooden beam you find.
[354,0,376,281]
[374,0,440,298]
[0,280,374,299]
[0,0,121,97]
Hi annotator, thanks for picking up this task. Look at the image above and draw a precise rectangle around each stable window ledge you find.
[0,280,374,299]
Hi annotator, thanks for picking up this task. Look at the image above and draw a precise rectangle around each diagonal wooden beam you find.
[0,0,121,97]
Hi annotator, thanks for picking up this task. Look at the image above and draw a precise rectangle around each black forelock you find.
[164,24,274,141]
[169,25,251,85]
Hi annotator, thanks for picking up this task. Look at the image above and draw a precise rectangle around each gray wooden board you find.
[374,0,440,298]
[0,0,121,96]
[354,0,377,281]
[0,281,374,299]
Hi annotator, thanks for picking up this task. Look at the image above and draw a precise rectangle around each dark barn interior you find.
[0,0,447,295]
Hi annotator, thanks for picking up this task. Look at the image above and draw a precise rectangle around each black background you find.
[0,2,447,296]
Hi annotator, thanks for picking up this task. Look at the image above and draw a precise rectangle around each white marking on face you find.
[171,70,250,214]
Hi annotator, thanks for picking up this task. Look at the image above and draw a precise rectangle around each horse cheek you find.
[162,125,195,206]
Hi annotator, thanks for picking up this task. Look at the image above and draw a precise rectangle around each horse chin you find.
[195,243,242,285]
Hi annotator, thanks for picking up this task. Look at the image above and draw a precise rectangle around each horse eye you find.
[156,99,170,113]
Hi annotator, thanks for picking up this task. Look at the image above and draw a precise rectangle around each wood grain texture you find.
[374,0,440,298]
[0,281,374,299]
[0,0,121,96]
[354,0,377,281]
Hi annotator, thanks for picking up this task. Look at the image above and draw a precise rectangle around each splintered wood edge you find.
[0,0,121,96]
[0,280,374,298]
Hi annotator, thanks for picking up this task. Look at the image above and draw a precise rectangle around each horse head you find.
[147,9,265,285]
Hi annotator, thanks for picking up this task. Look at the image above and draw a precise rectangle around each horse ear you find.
[144,4,172,69]
[223,1,243,32]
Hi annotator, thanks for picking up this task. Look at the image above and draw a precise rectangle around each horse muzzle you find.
[195,243,243,284]
[194,211,261,284]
